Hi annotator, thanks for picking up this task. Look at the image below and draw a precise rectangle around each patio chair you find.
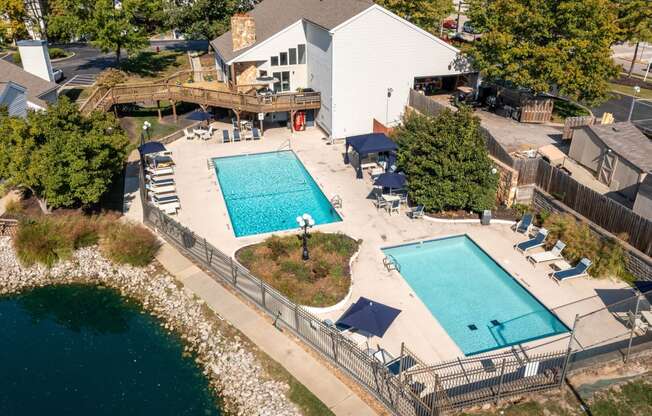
[222,130,231,143]
[374,193,387,210]
[183,128,194,140]
[551,258,592,283]
[527,241,566,267]
[515,228,548,253]
[201,126,214,140]
[387,199,400,215]
[515,213,534,234]
[408,205,424,219]
[233,129,241,142]
[252,127,261,140]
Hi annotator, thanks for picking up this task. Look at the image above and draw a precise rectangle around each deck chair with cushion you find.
[252,127,262,140]
[515,213,534,234]
[515,228,548,253]
[374,193,387,210]
[551,258,592,283]
[222,130,230,143]
[527,241,566,267]
[233,129,241,142]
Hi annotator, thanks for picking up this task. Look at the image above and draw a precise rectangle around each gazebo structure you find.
[344,133,398,178]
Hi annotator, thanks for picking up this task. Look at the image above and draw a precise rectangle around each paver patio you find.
[143,123,634,365]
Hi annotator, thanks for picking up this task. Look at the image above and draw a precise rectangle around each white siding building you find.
[211,0,472,138]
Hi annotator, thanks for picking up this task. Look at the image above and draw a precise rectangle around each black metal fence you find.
[137,162,578,415]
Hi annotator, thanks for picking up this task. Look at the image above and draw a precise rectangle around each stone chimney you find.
[231,14,256,52]
[17,40,54,82]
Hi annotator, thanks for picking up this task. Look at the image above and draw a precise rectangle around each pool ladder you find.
[383,255,400,272]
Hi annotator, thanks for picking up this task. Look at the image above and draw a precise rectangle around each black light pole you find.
[296,213,315,261]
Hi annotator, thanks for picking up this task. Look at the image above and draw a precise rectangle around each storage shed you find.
[634,174,652,220]
[569,122,652,202]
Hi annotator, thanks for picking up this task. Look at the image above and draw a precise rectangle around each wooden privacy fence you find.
[534,159,652,257]
[138,162,572,415]
[562,116,595,140]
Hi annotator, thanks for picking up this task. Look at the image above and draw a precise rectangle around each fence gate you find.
[598,150,618,187]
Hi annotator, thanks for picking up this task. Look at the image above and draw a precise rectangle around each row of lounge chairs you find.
[221,128,262,143]
[144,151,180,215]
[514,218,592,283]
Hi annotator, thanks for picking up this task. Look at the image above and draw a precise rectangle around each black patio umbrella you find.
[374,172,406,190]
[186,109,212,122]
[336,297,401,338]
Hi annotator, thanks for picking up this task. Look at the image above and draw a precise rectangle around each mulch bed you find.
[611,74,652,90]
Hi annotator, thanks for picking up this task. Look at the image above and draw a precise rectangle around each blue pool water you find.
[383,236,568,355]
[213,151,342,237]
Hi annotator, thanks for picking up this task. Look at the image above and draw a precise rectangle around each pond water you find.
[0,284,221,415]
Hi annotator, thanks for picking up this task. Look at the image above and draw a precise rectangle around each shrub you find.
[59,214,100,249]
[543,213,628,279]
[266,235,289,260]
[4,198,23,215]
[100,221,160,266]
[13,218,73,267]
[48,48,67,59]
[95,68,128,87]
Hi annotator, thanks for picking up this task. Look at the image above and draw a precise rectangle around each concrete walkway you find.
[155,243,379,416]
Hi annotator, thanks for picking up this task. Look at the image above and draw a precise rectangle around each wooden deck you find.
[80,70,321,115]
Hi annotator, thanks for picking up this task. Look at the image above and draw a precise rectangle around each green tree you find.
[0,97,130,211]
[614,0,652,77]
[465,0,620,105]
[0,0,30,43]
[395,107,498,212]
[166,0,238,41]
[376,0,454,34]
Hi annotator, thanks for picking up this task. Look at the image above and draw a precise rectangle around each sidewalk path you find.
[155,243,379,416]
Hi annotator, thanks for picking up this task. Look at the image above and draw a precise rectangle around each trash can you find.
[481,210,492,225]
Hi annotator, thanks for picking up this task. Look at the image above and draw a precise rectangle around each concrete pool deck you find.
[137,123,633,364]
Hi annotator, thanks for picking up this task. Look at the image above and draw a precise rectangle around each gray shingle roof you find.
[0,59,58,107]
[211,0,374,63]
[588,122,652,172]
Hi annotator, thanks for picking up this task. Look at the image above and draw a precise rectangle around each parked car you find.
[455,21,483,42]
[442,19,458,30]
[52,68,64,83]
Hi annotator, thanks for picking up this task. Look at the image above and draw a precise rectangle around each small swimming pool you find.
[213,151,341,237]
[383,235,568,355]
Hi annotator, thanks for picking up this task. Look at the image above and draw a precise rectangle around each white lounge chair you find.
[527,241,566,267]
[183,128,194,140]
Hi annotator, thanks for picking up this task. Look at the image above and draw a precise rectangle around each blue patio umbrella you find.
[634,281,652,303]
[374,172,406,189]
[336,297,401,338]
[138,141,166,156]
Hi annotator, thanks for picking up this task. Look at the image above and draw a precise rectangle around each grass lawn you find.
[551,99,591,123]
[118,102,197,143]
[609,82,652,99]
[119,50,190,83]
[59,87,92,103]
[236,233,359,307]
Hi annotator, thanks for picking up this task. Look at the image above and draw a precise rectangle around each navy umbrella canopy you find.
[374,172,406,189]
[186,110,212,121]
[634,281,652,302]
[336,297,401,338]
[345,133,398,178]
[138,141,166,156]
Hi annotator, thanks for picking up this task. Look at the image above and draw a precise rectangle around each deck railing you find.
[80,69,321,114]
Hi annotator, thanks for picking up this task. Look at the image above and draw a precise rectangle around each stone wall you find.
[489,155,518,207]
[234,61,258,86]
[231,14,256,52]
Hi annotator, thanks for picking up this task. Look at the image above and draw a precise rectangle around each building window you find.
[281,71,290,91]
[298,44,306,64]
[259,70,267,77]
[273,72,282,92]
[289,48,297,65]
[271,56,279,66]
[280,52,288,66]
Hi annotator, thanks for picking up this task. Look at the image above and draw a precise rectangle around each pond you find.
[0,284,221,415]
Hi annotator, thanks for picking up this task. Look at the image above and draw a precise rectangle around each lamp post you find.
[296,213,315,261]
[627,86,641,122]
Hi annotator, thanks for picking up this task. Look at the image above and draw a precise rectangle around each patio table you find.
[382,194,401,203]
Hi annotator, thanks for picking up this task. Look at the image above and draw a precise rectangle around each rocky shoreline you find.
[0,236,299,416]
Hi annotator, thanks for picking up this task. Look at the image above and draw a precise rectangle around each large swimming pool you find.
[213,151,341,237]
[383,235,568,355]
